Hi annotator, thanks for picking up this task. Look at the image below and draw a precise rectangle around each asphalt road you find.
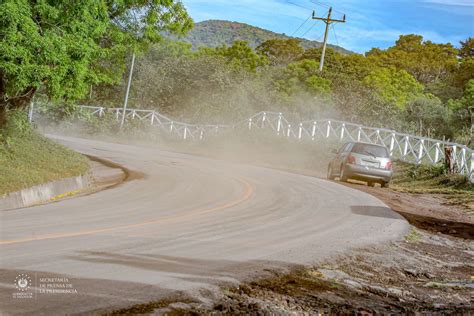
[0,136,409,315]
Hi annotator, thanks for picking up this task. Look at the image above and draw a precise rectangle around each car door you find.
[333,142,351,169]
[338,142,353,167]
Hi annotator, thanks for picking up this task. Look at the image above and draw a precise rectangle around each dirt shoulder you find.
[105,228,473,315]
[343,181,474,239]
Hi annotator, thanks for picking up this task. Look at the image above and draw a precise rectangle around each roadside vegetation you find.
[392,161,474,208]
[72,35,474,148]
[0,111,89,196]
[0,1,193,194]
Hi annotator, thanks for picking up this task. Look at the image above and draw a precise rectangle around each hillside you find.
[181,20,353,54]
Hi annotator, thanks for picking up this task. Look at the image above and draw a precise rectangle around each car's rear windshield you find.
[351,143,389,158]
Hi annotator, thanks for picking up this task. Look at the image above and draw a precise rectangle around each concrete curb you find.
[0,174,90,211]
[0,157,125,211]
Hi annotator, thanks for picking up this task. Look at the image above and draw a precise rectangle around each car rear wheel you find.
[327,165,335,180]
[339,165,348,182]
[381,181,390,188]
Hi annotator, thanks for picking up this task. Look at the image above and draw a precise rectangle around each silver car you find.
[327,142,393,187]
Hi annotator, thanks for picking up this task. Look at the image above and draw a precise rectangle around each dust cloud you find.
[37,100,339,179]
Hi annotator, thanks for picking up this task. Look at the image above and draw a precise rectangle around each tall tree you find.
[256,39,304,66]
[0,0,192,127]
[363,66,424,109]
[211,40,268,72]
[459,37,474,58]
[366,34,458,85]
[449,80,474,145]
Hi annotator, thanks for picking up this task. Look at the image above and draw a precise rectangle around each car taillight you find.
[347,154,356,164]
[385,161,393,170]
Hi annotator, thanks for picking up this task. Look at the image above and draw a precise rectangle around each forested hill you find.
[181,20,353,54]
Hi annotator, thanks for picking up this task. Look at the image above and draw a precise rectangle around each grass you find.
[391,161,474,208]
[405,228,422,243]
[0,111,89,196]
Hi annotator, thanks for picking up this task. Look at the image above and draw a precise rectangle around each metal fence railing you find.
[53,105,474,180]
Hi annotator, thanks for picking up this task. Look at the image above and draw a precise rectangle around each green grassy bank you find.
[392,161,474,207]
[0,111,89,196]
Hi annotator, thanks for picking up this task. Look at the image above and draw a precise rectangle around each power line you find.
[291,15,312,37]
[331,24,340,47]
[286,1,313,10]
[300,21,318,38]
[312,6,346,71]
[310,0,345,15]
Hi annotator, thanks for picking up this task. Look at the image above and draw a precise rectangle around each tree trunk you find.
[0,85,37,129]
[469,107,474,147]
[0,106,7,128]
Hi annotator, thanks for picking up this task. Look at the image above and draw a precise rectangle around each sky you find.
[181,0,474,53]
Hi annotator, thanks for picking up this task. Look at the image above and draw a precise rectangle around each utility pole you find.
[121,52,136,129]
[312,7,346,71]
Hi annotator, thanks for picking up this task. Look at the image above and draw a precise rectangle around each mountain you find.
[181,20,353,55]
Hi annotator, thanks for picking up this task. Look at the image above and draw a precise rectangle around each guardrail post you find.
[248,118,252,130]
[132,110,136,119]
[151,111,155,125]
[287,124,291,138]
[170,121,174,133]
[326,121,331,138]
[389,133,395,156]
[183,127,187,140]
[403,136,409,158]
[460,147,466,173]
[453,145,457,170]
[215,126,219,134]
[298,123,303,140]
[417,139,424,163]
[99,107,104,117]
[311,121,317,141]
[435,142,440,163]
[28,102,34,123]
[357,126,361,141]
[277,113,282,135]
[340,123,345,140]
[200,130,204,140]
[115,109,120,121]
[470,152,474,180]
[262,112,266,128]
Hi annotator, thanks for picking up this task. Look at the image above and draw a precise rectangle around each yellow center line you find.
[0,177,254,246]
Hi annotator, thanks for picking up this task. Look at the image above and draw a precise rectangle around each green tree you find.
[459,37,474,58]
[275,59,331,96]
[364,67,424,109]
[211,40,267,72]
[256,39,304,66]
[453,39,474,90]
[366,34,458,85]
[404,96,452,138]
[449,80,474,145]
[0,0,192,127]
[300,47,340,71]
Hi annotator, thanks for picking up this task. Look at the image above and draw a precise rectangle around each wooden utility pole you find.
[312,7,346,71]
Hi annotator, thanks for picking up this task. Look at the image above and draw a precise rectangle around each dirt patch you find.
[112,230,473,315]
[342,181,474,239]
[85,154,146,185]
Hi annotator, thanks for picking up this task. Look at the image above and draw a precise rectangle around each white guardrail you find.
[70,105,474,180]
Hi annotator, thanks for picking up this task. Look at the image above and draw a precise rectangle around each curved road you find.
[0,136,408,315]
